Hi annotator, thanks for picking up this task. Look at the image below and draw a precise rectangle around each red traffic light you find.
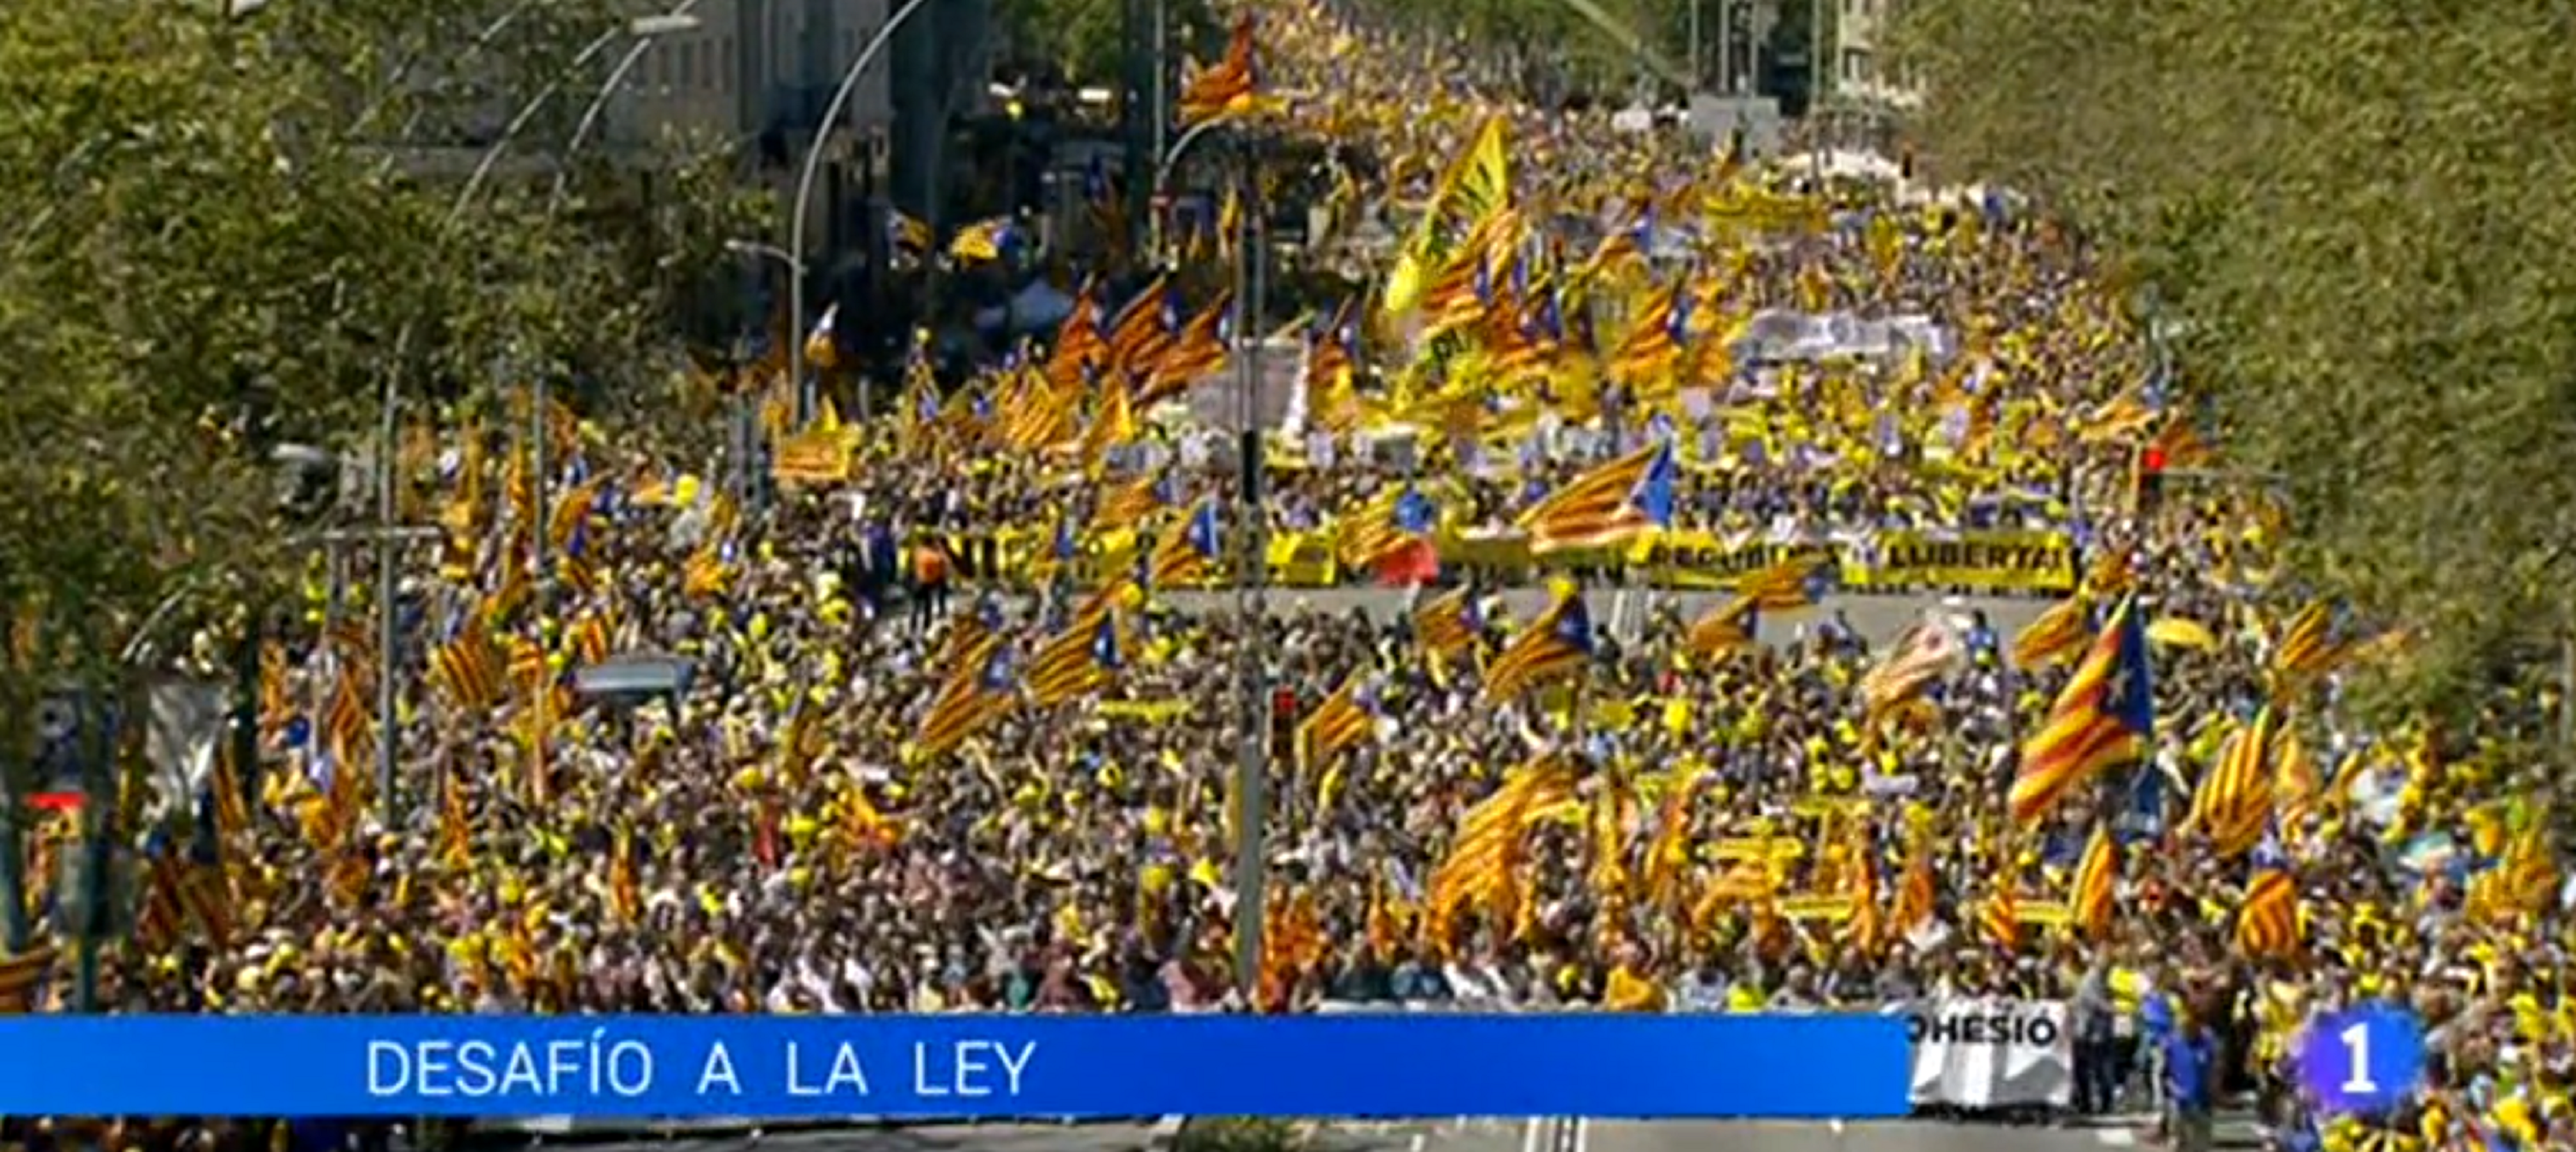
[1270,688,1299,718]
[2140,445,2169,474]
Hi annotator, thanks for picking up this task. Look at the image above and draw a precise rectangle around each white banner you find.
[1901,996,2074,1109]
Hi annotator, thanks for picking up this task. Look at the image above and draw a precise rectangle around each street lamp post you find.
[340,0,555,149]
[548,6,712,207]
[455,6,706,214]
[788,0,939,428]
[345,3,700,829]
[1147,119,1228,260]
[1226,134,1270,1003]
[722,240,804,503]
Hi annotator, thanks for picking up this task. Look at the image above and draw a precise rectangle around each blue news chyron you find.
[0,1014,1913,1119]
[2295,1004,2427,1117]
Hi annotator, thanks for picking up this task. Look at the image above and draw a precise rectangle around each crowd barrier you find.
[922,526,2078,596]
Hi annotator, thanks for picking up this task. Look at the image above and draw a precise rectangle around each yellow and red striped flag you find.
[2069,824,2119,940]
[2188,707,2275,858]
[1515,441,1673,554]
[1295,673,1377,772]
[2011,595,2093,669]
[1481,589,1595,702]
[2233,868,2300,958]
[1411,587,1482,659]
[914,636,1018,759]
[2010,595,2155,826]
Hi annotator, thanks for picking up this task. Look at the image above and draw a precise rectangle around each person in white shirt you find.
[1674,961,1728,1012]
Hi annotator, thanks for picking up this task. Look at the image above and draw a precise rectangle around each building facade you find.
[1832,0,1920,108]
[606,0,995,306]
[606,0,898,153]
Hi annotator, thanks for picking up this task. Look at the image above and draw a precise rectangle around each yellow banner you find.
[923,523,2077,596]
[1854,530,2076,594]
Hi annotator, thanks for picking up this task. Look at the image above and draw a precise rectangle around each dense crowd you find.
[3,3,2571,1152]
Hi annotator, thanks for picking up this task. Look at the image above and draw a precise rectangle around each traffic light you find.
[1268,688,1299,763]
[2133,444,2169,512]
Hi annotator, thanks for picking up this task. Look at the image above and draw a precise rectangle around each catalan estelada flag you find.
[914,636,1018,759]
[1685,596,1758,655]
[1482,589,1594,702]
[1412,587,1482,659]
[2009,594,2154,825]
[1517,439,1675,554]
[1105,276,1180,377]
[1733,556,1825,611]
[1148,500,1222,588]
[1027,610,1122,707]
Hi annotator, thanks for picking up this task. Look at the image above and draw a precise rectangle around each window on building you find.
[654,45,672,90]
[679,41,696,89]
[720,37,735,91]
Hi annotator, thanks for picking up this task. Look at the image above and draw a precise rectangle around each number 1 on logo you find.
[2339,1021,2378,1095]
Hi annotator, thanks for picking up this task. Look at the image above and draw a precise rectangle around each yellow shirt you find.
[1604,966,1668,1013]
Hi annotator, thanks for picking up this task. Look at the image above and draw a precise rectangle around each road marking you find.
[2094,1130,2137,1147]
[1408,1137,1424,1152]
[1520,1119,1546,1152]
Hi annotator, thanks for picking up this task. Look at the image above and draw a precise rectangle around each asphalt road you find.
[1153,589,2057,649]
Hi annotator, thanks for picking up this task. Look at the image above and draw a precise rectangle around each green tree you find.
[0,0,771,949]
[995,0,1218,87]
[1894,0,2576,723]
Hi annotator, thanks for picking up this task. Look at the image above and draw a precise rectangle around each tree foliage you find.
[0,0,769,794]
[995,0,1219,87]
[1894,0,2576,719]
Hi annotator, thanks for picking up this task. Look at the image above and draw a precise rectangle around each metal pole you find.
[1810,0,1830,172]
[0,744,24,953]
[1150,119,1226,261]
[74,665,114,1012]
[790,0,938,428]
[2561,630,2574,754]
[1688,0,1701,90]
[374,361,401,824]
[531,369,552,637]
[1152,0,1169,164]
[1229,138,1269,1002]
[229,615,263,844]
[1714,0,1732,93]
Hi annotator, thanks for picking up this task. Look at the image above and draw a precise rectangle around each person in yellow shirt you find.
[1603,942,1668,1013]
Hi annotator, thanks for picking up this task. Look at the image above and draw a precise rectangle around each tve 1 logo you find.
[2296,1005,2426,1116]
